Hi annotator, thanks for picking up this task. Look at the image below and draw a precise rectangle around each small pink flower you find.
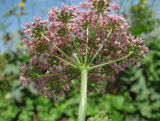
[25,23,30,28]
[20,76,29,86]
[60,23,66,29]
[111,3,120,10]
[33,17,41,22]
[24,29,31,34]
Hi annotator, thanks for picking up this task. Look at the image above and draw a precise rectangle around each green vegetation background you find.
[0,0,160,121]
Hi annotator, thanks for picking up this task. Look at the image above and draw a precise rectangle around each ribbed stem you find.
[78,69,88,121]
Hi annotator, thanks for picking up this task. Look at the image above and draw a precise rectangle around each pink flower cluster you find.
[20,0,148,100]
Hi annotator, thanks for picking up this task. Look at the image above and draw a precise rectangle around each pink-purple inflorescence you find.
[20,0,148,101]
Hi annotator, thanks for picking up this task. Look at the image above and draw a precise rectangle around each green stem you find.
[89,51,133,70]
[89,28,112,66]
[88,13,100,62]
[78,69,88,121]
[42,34,74,62]
[85,27,89,64]
[36,73,62,78]
[71,34,83,63]
[73,53,81,64]
[53,54,78,68]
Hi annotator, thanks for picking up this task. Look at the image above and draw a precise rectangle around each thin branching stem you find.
[73,53,81,64]
[89,28,112,65]
[89,51,133,70]
[42,34,74,62]
[36,73,63,78]
[88,13,100,62]
[71,34,83,63]
[53,54,78,68]
[85,27,89,64]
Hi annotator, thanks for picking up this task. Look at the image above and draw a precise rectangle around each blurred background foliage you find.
[0,0,160,121]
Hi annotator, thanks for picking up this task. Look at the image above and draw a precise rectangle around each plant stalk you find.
[78,69,88,121]
[89,51,133,70]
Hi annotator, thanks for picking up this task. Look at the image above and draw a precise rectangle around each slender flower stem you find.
[73,53,81,64]
[78,69,88,121]
[88,13,100,61]
[36,73,63,78]
[89,44,104,66]
[71,34,83,63]
[89,28,112,65]
[53,54,78,68]
[85,27,89,64]
[42,34,73,62]
[89,51,133,70]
